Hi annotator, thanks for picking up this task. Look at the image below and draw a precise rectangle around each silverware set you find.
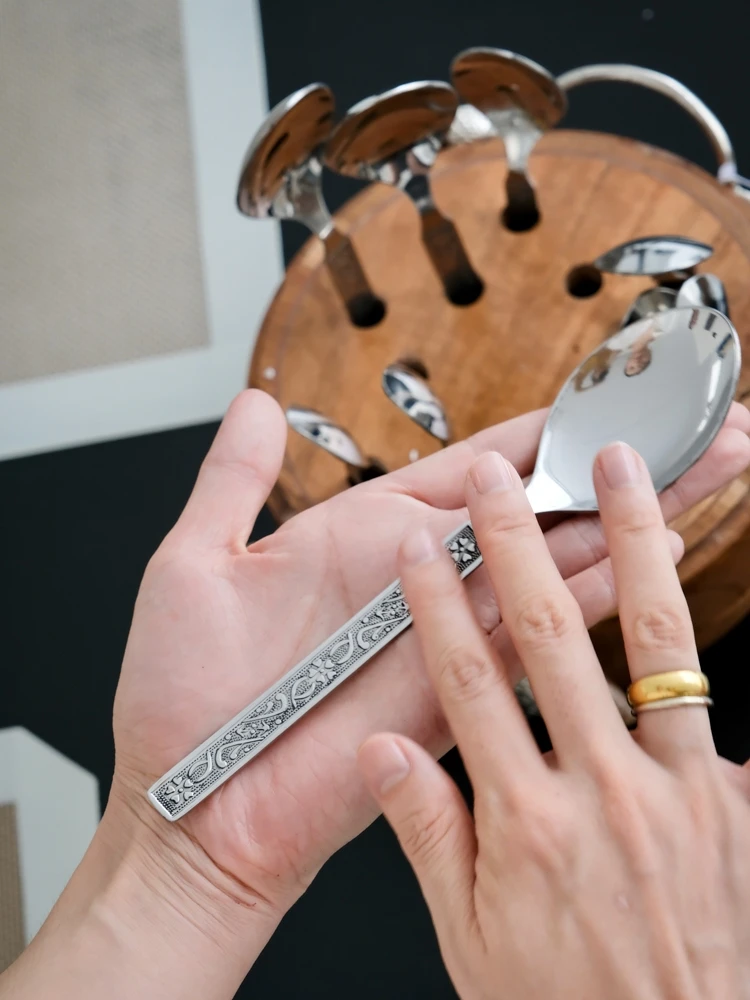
[237,63,733,481]
[145,54,746,821]
[237,48,574,324]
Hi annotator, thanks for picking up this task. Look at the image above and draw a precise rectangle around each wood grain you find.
[249,129,750,662]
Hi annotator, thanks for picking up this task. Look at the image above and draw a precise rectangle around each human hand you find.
[359,443,750,1000]
[111,389,750,933]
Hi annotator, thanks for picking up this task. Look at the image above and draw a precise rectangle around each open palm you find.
[112,389,750,915]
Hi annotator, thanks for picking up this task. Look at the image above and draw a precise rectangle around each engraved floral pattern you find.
[150,523,482,819]
[308,658,337,684]
[449,536,477,564]
[164,774,195,806]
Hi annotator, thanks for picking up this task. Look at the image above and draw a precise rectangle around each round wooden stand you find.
[249,129,750,679]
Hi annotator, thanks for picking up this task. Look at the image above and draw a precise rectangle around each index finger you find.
[399,526,545,792]
[368,408,548,509]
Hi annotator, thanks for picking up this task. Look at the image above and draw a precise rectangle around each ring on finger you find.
[635,694,713,714]
[627,670,711,715]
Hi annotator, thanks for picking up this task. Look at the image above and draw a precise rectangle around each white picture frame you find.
[0,0,282,461]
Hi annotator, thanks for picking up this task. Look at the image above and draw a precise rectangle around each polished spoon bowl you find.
[676,273,729,317]
[237,83,385,328]
[285,405,369,470]
[324,81,484,306]
[620,286,678,328]
[382,363,451,444]
[148,306,740,820]
[594,235,713,280]
[450,47,567,230]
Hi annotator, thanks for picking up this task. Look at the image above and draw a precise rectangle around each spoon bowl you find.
[381,363,451,443]
[525,306,739,513]
[594,235,713,277]
[324,81,458,179]
[237,83,335,221]
[285,405,368,469]
[450,47,566,131]
[676,273,729,317]
[620,286,678,327]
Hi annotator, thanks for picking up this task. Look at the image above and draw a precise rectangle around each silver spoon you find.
[621,287,678,328]
[381,363,451,444]
[285,405,384,485]
[148,306,740,820]
[286,405,367,468]
[237,83,385,328]
[324,81,484,306]
[676,273,729,317]
[450,47,567,230]
[594,235,713,282]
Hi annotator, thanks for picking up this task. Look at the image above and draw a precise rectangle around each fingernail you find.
[359,738,411,796]
[470,452,515,494]
[598,442,644,489]
[401,527,440,566]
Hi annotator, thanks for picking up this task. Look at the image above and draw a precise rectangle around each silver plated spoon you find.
[324,81,484,306]
[381,363,451,443]
[676,273,729,317]
[149,306,740,821]
[237,83,385,328]
[594,235,713,281]
[450,47,567,230]
[621,286,678,328]
[285,405,369,472]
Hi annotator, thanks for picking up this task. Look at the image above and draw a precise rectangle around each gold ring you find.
[627,670,710,710]
[635,695,713,714]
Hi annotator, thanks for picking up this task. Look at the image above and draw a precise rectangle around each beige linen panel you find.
[0,0,209,384]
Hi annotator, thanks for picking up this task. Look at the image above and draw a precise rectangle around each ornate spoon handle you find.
[148,521,482,821]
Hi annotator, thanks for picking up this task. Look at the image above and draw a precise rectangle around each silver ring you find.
[634,695,713,714]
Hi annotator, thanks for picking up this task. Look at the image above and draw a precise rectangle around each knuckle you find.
[613,504,663,538]
[512,593,577,647]
[481,513,537,552]
[629,603,693,652]
[591,756,637,812]
[598,768,656,861]
[513,797,577,876]
[435,645,497,703]
[399,807,455,867]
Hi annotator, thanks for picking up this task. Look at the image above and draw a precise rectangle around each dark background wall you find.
[2,1,749,996]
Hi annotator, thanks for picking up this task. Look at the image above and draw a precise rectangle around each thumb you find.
[357,734,476,934]
[169,389,286,552]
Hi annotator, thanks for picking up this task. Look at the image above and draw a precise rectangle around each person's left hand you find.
[110,390,750,931]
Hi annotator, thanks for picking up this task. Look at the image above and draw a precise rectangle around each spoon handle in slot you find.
[322,229,378,314]
[419,205,482,300]
[147,521,482,821]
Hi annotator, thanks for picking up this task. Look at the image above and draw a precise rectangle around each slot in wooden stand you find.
[249,129,750,685]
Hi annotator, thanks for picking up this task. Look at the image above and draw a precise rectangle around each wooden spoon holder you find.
[249,130,750,682]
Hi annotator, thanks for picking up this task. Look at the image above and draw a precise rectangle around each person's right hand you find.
[110,389,750,935]
[359,443,750,1000]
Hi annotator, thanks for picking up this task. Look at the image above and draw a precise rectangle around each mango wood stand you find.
[249,129,750,683]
